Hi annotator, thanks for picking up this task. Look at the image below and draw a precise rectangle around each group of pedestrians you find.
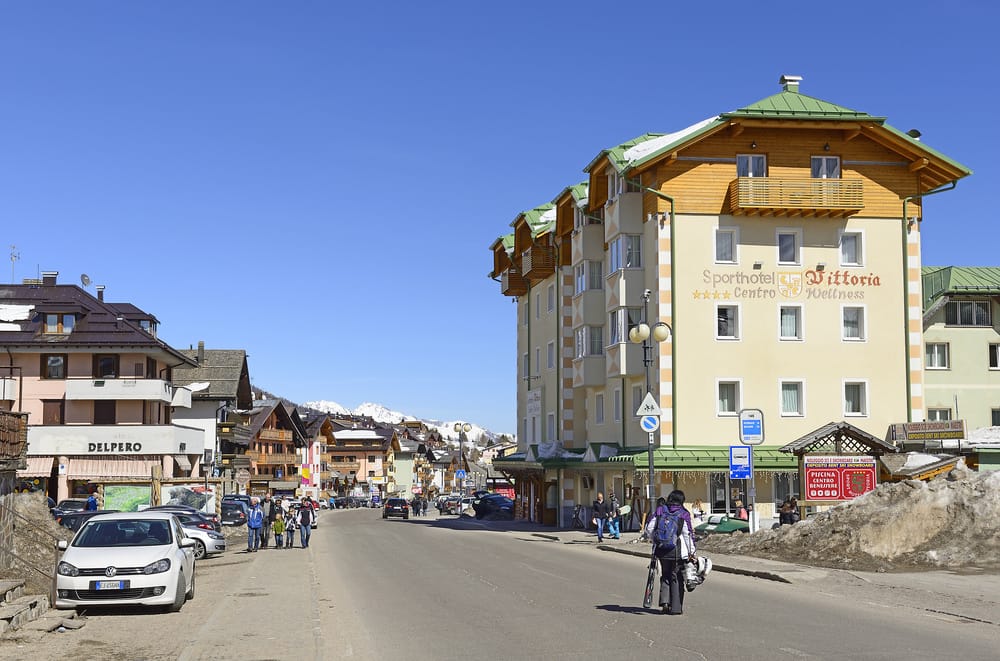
[409,497,428,515]
[246,493,316,552]
[591,492,622,542]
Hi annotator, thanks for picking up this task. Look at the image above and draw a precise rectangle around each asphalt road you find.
[8,508,998,660]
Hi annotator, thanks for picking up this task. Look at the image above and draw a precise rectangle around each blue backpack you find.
[653,510,682,551]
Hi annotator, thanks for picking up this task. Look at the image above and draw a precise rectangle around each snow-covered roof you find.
[622,116,719,165]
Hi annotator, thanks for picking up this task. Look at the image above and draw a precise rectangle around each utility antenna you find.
[80,273,92,287]
[9,245,19,284]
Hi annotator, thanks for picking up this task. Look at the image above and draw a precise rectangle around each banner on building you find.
[804,455,877,502]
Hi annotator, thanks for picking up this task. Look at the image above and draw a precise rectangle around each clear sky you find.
[2,2,998,433]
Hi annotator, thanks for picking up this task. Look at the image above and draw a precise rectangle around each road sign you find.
[635,392,661,416]
[729,446,752,480]
[639,415,660,432]
[235,468,251,486]
[738,408,765,445]
[455,469,467,479]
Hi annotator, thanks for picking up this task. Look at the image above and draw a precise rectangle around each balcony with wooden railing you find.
[728,177,864,218]
[501,267,528,296]
[522,245,555,280]
[328,461,361,473]
[259,428,293,442]
[246,450,300,465]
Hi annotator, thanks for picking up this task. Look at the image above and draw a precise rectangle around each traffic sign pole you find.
[737,409,764,534]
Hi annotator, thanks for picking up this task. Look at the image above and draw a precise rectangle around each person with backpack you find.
[644,490,696,615]
[246,497,264,552]
[297,498,314,548]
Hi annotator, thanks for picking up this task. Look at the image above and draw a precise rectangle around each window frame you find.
[595,394,605,425]
[778,305,803,341]
[841,305,867,342]
[776,228,802,266]
[613,388,622,423]
[715,226,739,264]
[736,154,767,178]
[945,300,991,327]
[779,380,805,417]
[546,284,555,312]
[843,380,869,417]
[811,155,842,179]
[838,229,864,267]
[546,341,555,370]
[989,344,1000,370]
[608,234,642,273]
[925,342,950,370]
[610,307,642,345]
[716,379,742,416]
[40,354,68,379]
[42,313,75,335]
[546,412,556,441]
[716,304,741,341]
[927,408,952,421]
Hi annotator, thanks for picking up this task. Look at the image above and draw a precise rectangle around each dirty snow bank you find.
[698,465,1000,572]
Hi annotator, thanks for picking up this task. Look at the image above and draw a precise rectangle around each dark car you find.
[383,498,409,520]
[51,499,89,518]
[472,494,514,520]
[145,505,221,532]
[222,494,252,510]
[56,509,120,531]
[221,501,248,526]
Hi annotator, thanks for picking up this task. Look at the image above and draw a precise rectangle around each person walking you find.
[592,492,612,542]
[85,490,98,511]
[607,493,621,539]
[645,490,696,615]
[259,494,274,548]
[272,511,285,548]
[246,497,264,553]
[297,497,314,548]
[283,506,296,548]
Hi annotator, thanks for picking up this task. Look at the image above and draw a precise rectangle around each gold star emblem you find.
[692,290,701,299]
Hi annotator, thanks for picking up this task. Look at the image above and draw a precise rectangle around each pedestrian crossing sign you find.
[635,392,661,417]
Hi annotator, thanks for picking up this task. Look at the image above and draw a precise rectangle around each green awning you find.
[609,446,797,472]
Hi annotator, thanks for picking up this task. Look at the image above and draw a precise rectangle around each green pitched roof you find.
[584,132,665,173]
[513,202,556,236]
[723,90,883,122]
[922,266,1000,308]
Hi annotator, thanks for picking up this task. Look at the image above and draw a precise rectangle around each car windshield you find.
[74,519,173,547]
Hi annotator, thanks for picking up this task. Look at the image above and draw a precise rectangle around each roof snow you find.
[622,116,719,165]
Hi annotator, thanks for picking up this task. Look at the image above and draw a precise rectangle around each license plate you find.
[95,580,125,590]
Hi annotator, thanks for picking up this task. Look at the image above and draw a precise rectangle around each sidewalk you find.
[474,516,1000,624]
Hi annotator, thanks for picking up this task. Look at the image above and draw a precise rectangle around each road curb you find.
[530,533,560,541]
[597,544,792,584]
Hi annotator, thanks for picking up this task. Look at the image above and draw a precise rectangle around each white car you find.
[54,512,196,612]
[180,525,227,560]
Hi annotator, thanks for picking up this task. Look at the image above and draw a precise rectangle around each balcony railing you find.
[64,378,174,403]
[246,450,300,464]
[522,245,555,280]
[328,461,361,472]
[501,267,528,296]
[259,428,293,442]
[728,177,864,217]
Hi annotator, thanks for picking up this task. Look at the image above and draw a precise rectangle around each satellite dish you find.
[80,274,91,287]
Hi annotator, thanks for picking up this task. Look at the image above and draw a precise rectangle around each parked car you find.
[438,496,460,513]
[447,497,475,515]
[178,525,227,560]
[694,514,749,539]
[51,499,89,518]
[472,494,514,520]
[221,502,248,526]
[145,505,221,532]
[221,494,252,510]
[56,510,120,532]
[54,512,196,612]
[383,498,409,519]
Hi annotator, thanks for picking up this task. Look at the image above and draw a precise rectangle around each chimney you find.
[198,341,205,364]
[96,285,105,302]
[41,271,58,286]
[779,74,802,93]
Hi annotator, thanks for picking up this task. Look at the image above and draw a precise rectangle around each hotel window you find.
[547,284,555,312]
[990,344,1000,369]
[43,313,75,334]
[93,354,119,378]
[632,386,643,417]
[575,326,603,358]
[925,343,950,369]
[595,394,605,424]
[522,353,529,379]
[717,305,740,340]
[610,307,642,345]
[608,171,621,201]
[780,381,804,416]
[779,306,802,341]
[777,229,801,265]
[715,228,737,263]
[736,154,766,177]
[523,301,528,326]
[42,399,65,425]
[534,348,540,376]
[609,235,642,272]
[717,380,741,416]
[811,156,841,179]
[842,306,866,341]
[41,354,68,379]
[574,260,603,295]
[535,293,540,319]
[547,412,556,440]
[368,455,376,463]
[840,231,863,266]
[546,341,555,370]
[993,409,1000,426]
[927,408,952,421]
[945,300,990,326]
[613,388,622,422]
[844,381,868,416]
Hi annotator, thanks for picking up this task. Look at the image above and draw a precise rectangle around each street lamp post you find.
[628,288,672,525]
[453,422,471,496]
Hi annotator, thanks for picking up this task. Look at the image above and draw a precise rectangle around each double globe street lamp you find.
[453,422,472,496]
[628,288,672,523]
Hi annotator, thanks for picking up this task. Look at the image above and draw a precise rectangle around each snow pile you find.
[699,465,1000,571]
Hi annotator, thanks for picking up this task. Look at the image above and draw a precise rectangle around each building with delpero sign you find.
[490,75,972,526]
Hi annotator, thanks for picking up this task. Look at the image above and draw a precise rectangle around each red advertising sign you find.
[804,456,877,501]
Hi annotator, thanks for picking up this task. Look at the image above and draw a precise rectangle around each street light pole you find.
[629,289,672,525]
[453,422,471,496]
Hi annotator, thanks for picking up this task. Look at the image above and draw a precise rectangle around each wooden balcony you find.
[522,245,555,280]
[246,450,300,465]
[728,177,864,218]
[329,461,361,473]
[259,428,293,442]
[501,267,528,296]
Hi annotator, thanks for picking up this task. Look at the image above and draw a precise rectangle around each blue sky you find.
[2,2,997,433]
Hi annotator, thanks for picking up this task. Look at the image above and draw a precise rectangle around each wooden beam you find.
[908,158,929,172]
[728,122,744,138]
[843,128,862,142]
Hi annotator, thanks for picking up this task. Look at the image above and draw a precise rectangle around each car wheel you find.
[169,573,186,613]
[185,570,195,600]
[193,540,207,561]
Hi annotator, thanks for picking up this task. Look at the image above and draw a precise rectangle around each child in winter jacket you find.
[272,516,285,548]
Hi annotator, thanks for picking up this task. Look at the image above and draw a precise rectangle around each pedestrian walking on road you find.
[607,493,621,539]
[645,490,697,615]
[246,497,264,552]
[272,512,285,548]
[592,492,612,542]
[260,494,275,548]
[283,507,296,548]
[297,498,314,548]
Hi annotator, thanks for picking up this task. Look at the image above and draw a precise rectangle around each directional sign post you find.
[635,393,662,500]
[737,409,764,533]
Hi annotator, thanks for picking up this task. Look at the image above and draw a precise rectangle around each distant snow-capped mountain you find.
[302,400,509,448]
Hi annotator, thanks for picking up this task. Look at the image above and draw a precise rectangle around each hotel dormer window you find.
[43,313,74,334]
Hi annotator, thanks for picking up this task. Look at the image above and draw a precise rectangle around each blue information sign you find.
[455,469,467,479]
[639,415,660,432]
[729,446,752,480]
